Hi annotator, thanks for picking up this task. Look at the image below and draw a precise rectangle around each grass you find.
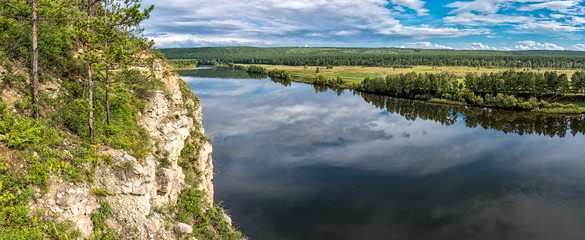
[248,64,580,84]
[555,100,585,112]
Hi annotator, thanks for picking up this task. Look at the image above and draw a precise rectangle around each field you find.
[250,64,579,84]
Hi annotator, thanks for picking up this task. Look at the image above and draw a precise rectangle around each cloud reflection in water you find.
[184,72,585,240]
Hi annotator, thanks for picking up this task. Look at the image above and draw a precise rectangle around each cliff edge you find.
[0,58,239,239]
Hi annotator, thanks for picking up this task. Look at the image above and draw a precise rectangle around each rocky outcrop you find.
[32,176,100,236]
[30,59,216,239]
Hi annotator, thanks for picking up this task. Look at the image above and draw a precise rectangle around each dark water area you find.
[180,67,585,240]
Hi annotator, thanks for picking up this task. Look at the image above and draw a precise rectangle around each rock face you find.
[31,59,216,239]
[32,177,100,236]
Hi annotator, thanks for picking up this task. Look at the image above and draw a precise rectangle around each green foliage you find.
[175,187,243,240]
[359,70,582,111]
[180,143,195,158]
[178,78,201,125]
[572,71,585,94]
[167,59,198,69]
[157,157,171,168]
[227,63,267,76]
[245,65,267,75]
[0,127,81,239]
[56,77,150,161]
[0,113,45,149]
[91,202,119,240]
[92,188,111,197]
[362,72,459,99]
[312,74,345,88]
[267,69,292,81]
[171,131,243,239]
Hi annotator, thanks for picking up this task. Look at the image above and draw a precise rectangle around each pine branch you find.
[0,11,29,21]
[0,1,28,14]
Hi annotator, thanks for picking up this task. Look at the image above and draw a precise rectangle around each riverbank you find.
[257,64,579,84]
[227,64,585,114]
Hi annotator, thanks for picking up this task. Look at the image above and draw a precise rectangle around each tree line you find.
[360,70,584,112]
[160,47,585,69]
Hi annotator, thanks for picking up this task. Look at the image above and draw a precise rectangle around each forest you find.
[160,47,585,69]
[360,70,584,113]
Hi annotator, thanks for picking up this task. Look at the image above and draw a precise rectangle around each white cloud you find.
[445,0,581,15]
[515,40,565,50]
[444,13,531,26]
[400,42,454,49]
[517,21,583,32]
[390,0,430,15]
[444,0,585,33]
[468,42,498,50]
[393,5,406,11]
[575,44,585,51]
[517,1,581,13]
[444,0,501,14]
[549,14,566,19]
[570,16,585,25]
[147,34,274,48]
[330,30,361,36]
[141,0,481,48]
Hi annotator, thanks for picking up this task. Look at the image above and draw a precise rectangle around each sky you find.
[140,0,585,50]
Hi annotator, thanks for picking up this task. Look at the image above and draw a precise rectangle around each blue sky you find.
[140,0,585,50]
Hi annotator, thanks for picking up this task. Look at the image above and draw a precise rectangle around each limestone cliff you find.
[29,59,224,239]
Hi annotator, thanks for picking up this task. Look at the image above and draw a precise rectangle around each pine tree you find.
[0,0,39,118]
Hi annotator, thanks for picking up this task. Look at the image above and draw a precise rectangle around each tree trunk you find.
[105,3,111,125]
[106,61,111,125]
[87,10,94,139]
[32,0,39,119]
[88,62,94,139]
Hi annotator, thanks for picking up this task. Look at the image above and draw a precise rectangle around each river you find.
[179,66,585,240]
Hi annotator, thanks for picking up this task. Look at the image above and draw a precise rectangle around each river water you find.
[179,67,585,240]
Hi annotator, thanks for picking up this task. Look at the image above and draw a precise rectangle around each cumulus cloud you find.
[138,0,582,48]
[444,0,505,14]
[468,42,498,50]
[147,34,274,48]
[444,0,585,33]
[444,13,531,26]
[400,42,454,49]
[517,21,583,32]
[570,16,585,25]
[515,40,565,50]
[390,0,430,15]
[517,1,581,13]
[446,0,584,15]
[575,44,585,51]
[141,0,481,48]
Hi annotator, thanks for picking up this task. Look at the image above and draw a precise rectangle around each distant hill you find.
[159,47,585,69]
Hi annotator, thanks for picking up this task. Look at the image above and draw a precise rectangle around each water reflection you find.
[181,69,585,240]
[176,66,266,79]
[358,92,585,138]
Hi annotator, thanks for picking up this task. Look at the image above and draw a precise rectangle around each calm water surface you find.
[179,67,585,240]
